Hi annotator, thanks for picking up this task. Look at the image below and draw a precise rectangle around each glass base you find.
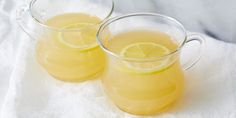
[116,102,175,116]
[49,70,103,83]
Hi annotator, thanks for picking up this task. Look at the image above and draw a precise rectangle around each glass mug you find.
[97,13,204,115]
[17,0,114,82]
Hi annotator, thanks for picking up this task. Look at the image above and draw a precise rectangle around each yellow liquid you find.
[102,30,185,115]
[36,13,105,82]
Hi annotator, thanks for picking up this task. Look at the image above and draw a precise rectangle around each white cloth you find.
[1,31,236,118]
[0,0,22,111]
[0,0,32,115]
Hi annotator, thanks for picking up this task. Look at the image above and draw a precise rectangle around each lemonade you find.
[36,13,106,82]
[102,30,185,115]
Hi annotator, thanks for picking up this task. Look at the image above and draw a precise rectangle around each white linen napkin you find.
[1,31,236,118]
[0,0,26,111]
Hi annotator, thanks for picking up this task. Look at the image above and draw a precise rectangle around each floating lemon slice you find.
[58,23,98,50]
[120,42,170,73]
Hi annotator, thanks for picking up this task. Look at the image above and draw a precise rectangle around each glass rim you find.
[96,13,187,62]
[28,0,114,32]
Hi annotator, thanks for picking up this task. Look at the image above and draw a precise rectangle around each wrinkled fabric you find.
[1,32,236,118]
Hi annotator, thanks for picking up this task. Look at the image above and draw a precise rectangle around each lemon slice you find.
[58,23,98,50]
[120,42,170,73]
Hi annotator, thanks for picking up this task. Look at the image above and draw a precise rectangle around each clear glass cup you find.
[16,0,114,82]
[97,13,204,115]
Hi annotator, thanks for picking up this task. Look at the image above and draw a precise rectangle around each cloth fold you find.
[0,0,25,112]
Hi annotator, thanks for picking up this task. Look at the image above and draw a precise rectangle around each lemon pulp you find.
[120,42,170,73]
[58,23,98,50]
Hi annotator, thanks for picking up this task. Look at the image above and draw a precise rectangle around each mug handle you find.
[182,33,205,70]
[16,5,38,39]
